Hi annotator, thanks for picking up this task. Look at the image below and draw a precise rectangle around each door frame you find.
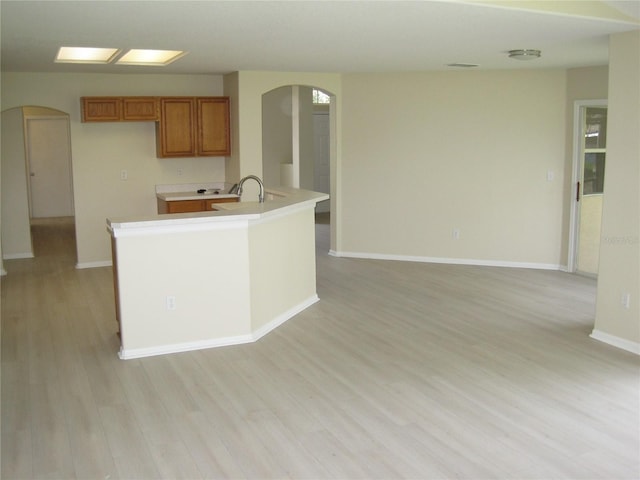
[568,99,607,273]
[24,114,75,218]
[312,108,330,214]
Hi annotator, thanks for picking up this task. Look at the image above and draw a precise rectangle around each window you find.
[313,89,330,104]
[583,107,607,194]
[583,152,606,194]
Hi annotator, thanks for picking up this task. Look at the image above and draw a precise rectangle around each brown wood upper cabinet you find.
[122,97,159,121]
[156,97,230,158]
[81,95,230,158]
[81,97,122,122]
[197,97,231,157]
[82,96,159,122]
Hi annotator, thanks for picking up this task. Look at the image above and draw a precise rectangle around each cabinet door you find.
[157,98,196,157]
[197,97,231,156]
[122,97,158,121]
[166,199,205,213]
[81,97,122,122]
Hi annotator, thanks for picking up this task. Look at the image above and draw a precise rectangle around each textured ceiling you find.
[1,0,639,75]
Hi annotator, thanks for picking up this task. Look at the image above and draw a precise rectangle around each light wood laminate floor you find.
[2,216,639,479]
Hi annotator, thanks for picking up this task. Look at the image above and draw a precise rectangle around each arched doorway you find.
[261,85,332,227]
[1,106,76,267]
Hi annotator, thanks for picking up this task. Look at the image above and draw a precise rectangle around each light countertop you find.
[155,182,238,201]
[108,186,329,233]
[157,191,240,201]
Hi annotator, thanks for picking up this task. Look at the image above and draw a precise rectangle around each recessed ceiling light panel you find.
[116,49,188,66]
[55,46,121,64]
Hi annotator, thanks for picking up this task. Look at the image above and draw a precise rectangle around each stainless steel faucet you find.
[237,175,265,203]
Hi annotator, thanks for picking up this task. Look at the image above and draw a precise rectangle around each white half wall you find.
[112,201,321,359]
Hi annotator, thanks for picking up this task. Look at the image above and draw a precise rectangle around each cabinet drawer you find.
[165,199,205,213]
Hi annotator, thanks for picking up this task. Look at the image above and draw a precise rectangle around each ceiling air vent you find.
[446,63,479,68]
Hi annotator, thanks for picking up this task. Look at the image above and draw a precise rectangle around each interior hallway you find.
[2,216,639,479]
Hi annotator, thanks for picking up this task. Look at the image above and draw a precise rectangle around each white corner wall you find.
[1,72,225,267]
[1,107,32,259]
[340,69,568,268]
[592,30,640,353]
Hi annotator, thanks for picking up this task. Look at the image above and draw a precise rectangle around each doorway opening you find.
[1,106,76,265]
[568,100,607,275]
[261,85,333,237]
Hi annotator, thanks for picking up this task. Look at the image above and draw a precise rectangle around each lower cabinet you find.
[157,197,238,214]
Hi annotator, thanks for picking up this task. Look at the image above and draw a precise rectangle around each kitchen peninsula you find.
[107,186,329,359]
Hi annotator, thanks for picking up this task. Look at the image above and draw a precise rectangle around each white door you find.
[26,117,74,218]
[570,101,607,275]
[313,111,330,213]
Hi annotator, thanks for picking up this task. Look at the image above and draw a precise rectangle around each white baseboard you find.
[252,294,319,341]
[119,333,254,360]
[118,294,320,360]
[590,329,640,355]
[330,250,563,271]
[76,260,112,269]
[3,252,34,260]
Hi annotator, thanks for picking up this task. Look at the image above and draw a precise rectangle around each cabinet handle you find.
[576,181,580,202]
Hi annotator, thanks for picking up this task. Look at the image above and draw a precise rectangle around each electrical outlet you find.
[621,293,630,310]
[166,296,176,311]
[452,228,460,240]
[177,168,183,176]
[546,170,554,181]
[120,169,128,181]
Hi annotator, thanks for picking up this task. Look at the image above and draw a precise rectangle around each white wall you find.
[262,86,293,186]
[0,72,3,273]
[339,69,568,268]
[1,107,32,258]
[299,86,315,191]
[223,72,241,184]
[1,72,225,266]
[592,31,640,350]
